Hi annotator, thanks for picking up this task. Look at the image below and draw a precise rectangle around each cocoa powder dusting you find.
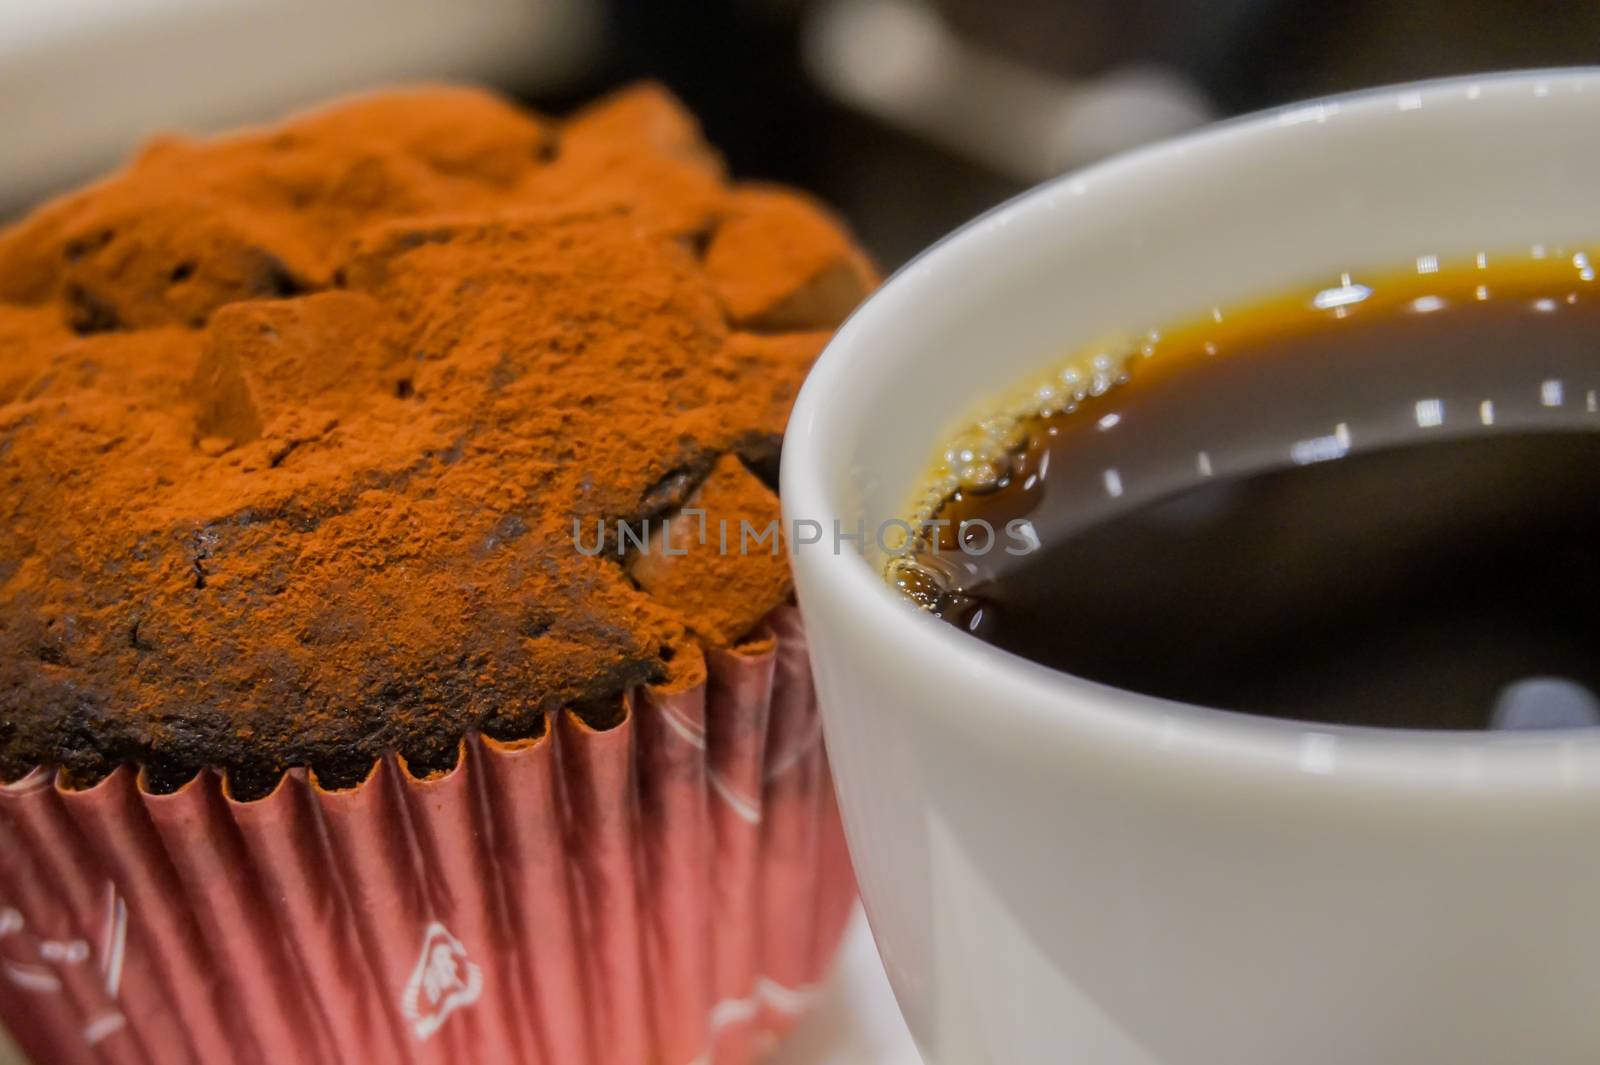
[0,84,875,790]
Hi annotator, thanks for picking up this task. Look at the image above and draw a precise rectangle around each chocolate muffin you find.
[0,84,875,795]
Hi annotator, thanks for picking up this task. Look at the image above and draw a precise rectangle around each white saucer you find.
[769,911,923,1065]
[0,0,597,210]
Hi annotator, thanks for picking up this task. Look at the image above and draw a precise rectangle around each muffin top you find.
[0,85,873,790]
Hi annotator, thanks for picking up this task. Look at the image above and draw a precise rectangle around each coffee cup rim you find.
[782,67,1600,787]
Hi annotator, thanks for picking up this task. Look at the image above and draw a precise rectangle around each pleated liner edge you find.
[0,606,856,1065]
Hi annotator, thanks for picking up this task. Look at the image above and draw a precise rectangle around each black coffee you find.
[898,254,1600,729]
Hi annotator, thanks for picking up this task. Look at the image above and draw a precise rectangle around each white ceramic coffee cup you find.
[782,69,1600,1065]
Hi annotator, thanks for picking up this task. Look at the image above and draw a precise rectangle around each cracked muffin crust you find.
[0,84,874,791]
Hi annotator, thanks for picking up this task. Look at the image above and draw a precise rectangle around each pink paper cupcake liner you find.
[0,605,855,1065]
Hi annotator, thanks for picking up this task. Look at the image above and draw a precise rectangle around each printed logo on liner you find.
[402,921,483,1040]
[0,883,128,1045]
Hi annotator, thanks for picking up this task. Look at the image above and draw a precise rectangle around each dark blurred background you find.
[4,0,1600,267]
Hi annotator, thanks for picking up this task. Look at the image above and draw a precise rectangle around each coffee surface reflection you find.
[897,253,1600,729]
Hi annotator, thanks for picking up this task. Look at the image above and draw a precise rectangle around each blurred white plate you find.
[770,911,923,1065]
[0,0,598,209]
